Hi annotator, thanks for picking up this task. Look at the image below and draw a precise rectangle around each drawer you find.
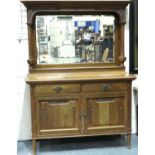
[35,84,80,95]
[82,82,128,92]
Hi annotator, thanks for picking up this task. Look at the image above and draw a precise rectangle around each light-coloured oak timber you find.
[21,1,136,154]
[26,71,136,84]
[35,84,80,95]
[82,82,128,92]
[32,139,36,155]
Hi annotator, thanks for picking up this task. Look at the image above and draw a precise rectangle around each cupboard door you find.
[86,95,126,133]
[38,99,80,136]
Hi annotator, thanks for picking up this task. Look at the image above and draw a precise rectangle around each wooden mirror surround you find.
[21,1,136,155]
[21,0,129,72]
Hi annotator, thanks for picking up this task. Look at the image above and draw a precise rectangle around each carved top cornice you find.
[21,0,130,26]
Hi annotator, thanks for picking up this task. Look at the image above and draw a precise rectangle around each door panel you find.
[38,99,80,135]
[87,95,126,133]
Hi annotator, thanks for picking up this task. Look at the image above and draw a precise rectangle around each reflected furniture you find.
[20,0,136,155]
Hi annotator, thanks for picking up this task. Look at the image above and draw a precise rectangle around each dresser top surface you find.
[26,71,136,84]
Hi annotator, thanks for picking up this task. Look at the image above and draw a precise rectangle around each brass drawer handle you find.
[53,86,63,93]
[101,84,110,91]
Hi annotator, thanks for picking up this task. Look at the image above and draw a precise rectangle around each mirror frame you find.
[21,0,130,72]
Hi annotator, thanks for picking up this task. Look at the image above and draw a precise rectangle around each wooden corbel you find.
[115,10,126,25]
[118,55,126,67]
[27,59,35,67]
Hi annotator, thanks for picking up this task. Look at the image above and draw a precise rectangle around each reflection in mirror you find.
[36,15,115,64]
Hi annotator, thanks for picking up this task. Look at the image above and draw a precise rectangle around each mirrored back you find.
[36,15,115,64]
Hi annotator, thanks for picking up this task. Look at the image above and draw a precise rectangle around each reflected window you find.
[36,15,115,64]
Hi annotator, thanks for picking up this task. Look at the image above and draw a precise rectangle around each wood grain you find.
[20,1,135,154]
[35,84,80,95]
[26,71,136,84]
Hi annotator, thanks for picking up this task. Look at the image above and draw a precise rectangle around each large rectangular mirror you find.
[36,15,115,64]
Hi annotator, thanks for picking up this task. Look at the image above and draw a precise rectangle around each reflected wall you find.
[36,15,115,64]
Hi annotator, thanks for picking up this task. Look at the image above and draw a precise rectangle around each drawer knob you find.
[53,86,63,93]
[101,84,110,91]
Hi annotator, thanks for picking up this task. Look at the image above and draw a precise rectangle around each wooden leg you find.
[127,134,131,149]
[32,139,36,155]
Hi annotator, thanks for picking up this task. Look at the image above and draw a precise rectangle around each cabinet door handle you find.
[81,115,84,133]
[53,86,63,93]
[101,84,110,91]
[80,112,86,133]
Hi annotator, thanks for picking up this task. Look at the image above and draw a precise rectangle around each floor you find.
[17,134,138,155]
